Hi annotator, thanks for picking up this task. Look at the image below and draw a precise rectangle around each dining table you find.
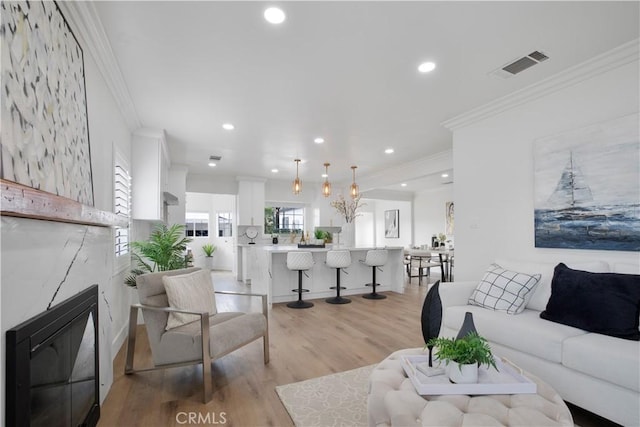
[405,247,453,282]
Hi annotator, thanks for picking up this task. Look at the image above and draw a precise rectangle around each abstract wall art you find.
[384,209,399,238]
[534,114,639,251]
[1,1,94,206]
[445,201,454,236]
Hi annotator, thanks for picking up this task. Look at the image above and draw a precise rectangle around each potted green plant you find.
[202,243,216,257]
[202,243,216,269]
[124,223,192,287]
[427,332,497,384]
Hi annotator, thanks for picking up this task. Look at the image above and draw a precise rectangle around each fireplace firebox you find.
[6,285,100,426]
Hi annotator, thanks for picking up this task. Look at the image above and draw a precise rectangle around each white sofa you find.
[438,259,640,427]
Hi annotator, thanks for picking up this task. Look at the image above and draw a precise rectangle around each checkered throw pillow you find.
[469,263,541,314]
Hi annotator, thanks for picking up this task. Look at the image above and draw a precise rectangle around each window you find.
[217,212,232,237]
[185,212,209,237]
[114,154,131,270]
[265,206,304,234]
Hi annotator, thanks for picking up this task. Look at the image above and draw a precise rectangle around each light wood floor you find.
[99,272,616,427]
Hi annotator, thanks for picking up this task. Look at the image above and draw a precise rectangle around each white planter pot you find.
[204,256,214,269]
[341,222,355,248]
[447,361,478,384]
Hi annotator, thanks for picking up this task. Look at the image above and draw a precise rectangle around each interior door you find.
[213,211,234,270]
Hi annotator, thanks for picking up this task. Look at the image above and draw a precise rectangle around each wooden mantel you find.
[1,179,127,228]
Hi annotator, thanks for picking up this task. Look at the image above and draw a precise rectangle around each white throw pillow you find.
[468,263,541,314]
[162,269,217,330]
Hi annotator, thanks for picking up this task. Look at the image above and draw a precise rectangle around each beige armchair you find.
[125,267,269,402]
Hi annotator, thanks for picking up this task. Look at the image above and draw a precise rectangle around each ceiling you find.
[94,1,639,193]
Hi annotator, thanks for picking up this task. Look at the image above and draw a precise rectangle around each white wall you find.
[185,192,236,270]
[187,173,238,195]
[83,53,135,374]
[413,185,454,247]
[360,199,413,248]
[452,58,639,281]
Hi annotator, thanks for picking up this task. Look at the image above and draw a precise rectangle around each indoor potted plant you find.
[427,332,497,384]
[202,243,216,269]
[124,223,192,287]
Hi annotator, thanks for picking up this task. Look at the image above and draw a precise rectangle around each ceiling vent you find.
[491,50,549,79]
[209,155,222,161]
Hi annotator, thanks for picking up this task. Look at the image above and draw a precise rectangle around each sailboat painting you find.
[534,114,639,252]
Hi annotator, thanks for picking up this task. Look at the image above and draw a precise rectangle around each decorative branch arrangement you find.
[330,194,365,223]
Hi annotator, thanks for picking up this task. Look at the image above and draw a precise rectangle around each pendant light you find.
[292,159,302,195]
[350,165,359,198]
[322,163,331,197]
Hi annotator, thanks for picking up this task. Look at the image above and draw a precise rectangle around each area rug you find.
[275,365,375,427]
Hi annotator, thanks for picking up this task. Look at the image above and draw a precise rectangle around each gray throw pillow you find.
[162,269,217,330]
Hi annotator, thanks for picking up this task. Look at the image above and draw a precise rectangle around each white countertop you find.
[262,245,404,253]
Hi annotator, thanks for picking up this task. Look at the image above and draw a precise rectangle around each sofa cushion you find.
[162,269,217,330]
[444,306,587,363]
[612,262,640,275]
[495,259,610,312]
[468,263,541,314]
[541,263,640,340]
[563,333,640,392]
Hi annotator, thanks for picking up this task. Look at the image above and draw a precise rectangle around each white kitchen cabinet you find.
[237,178,265,227]
[131,129,171,221]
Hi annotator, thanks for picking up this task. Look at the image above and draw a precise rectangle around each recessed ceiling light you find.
[222,123,234,130]
[418,61,436,73]
[208,162,217,167]
[271,168,279,173]
[401,183,407,187]
[264,7,286,24]
[385,148,394,154]
[314,137,324,144]
[441,173,449,178]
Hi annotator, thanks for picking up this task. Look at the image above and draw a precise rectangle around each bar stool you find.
[361,249,388,300]
[325,250,352,304]
[286,251,314,309]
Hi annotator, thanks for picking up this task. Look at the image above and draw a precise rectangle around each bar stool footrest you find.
[292,288,310,293]
[329,286,347,290]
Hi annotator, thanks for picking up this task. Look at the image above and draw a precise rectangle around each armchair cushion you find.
[159,311,266,363]
[162,269,217,330]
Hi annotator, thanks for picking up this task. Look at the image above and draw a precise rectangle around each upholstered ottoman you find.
[367,348,573,427]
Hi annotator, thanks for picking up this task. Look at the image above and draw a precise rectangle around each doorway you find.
[185,192,235,270]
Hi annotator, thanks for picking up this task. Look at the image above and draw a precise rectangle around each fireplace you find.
[6,285,100,427]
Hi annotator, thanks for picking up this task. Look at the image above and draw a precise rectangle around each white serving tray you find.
[401,355,537,395]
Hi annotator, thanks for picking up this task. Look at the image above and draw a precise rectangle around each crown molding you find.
[59,1,141,130]
[442,38,640,131]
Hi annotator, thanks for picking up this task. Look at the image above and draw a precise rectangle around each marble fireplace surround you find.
[1,179,126,424]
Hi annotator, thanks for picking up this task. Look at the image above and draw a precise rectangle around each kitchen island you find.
[248,245,405,304]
